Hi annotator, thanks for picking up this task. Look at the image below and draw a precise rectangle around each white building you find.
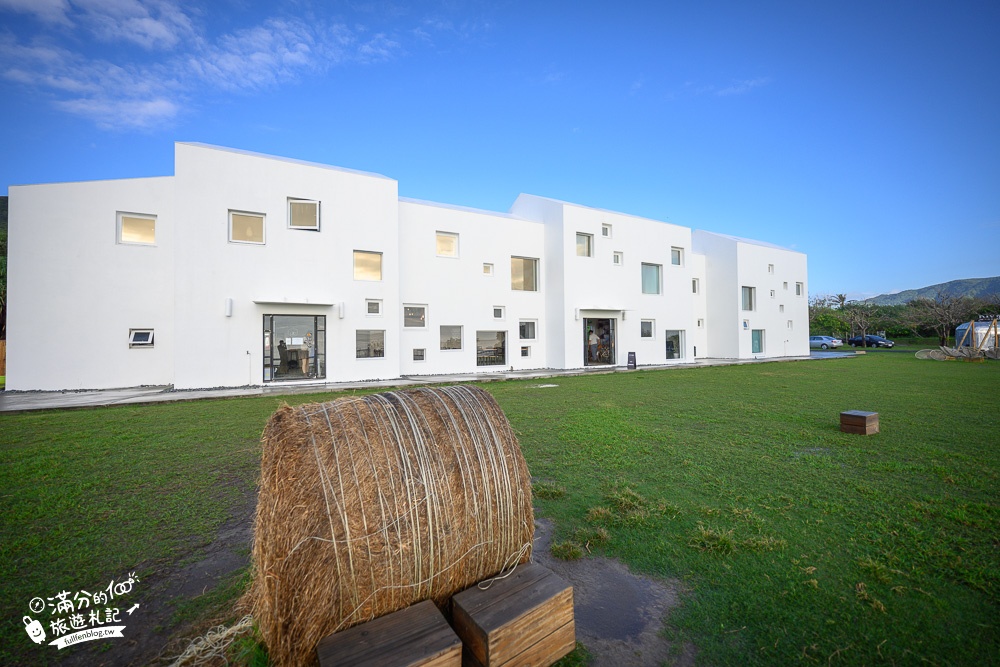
[6,143,809,391]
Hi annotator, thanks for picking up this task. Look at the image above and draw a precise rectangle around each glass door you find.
[264,314,326,382]
[583,318,616,366]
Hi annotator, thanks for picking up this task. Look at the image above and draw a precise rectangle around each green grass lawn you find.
[1,351,997,665]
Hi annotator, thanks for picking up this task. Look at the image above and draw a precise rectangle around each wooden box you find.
[316,599,461,667]
[840,410,879,435]
[451,563,574,667]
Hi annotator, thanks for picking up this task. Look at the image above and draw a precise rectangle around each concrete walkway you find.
[0,352,855,412]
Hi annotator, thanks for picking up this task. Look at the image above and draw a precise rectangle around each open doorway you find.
[584,318,616,366]
[264,314,326,382]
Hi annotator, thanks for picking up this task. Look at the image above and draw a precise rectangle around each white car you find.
[809,336,843,350]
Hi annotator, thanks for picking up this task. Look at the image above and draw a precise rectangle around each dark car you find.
[847,335,894,348]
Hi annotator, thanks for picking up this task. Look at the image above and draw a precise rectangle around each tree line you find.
[809,293,1000,346]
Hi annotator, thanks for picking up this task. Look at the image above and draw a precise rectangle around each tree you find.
[841,301,881,346]
[908,294,980,346]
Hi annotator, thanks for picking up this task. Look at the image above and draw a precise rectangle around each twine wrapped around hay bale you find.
[249,385,534,667]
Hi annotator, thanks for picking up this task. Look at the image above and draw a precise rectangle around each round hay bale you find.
[248,385,533,667]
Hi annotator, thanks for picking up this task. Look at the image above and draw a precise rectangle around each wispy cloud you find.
[0,0,409,129]
[715,77,771,97]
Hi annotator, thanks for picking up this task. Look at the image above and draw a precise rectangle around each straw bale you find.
[248,385,534,667]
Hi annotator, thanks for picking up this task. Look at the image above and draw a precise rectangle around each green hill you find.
[865,276,1000,305]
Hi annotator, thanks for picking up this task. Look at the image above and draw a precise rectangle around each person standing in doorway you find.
[301,332,314,375]
[588,328,599,362]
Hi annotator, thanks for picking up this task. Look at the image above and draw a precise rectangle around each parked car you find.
[847,335,894,348]
[809,335,843,349]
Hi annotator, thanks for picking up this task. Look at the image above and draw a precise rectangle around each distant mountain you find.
[865,277,1000,306]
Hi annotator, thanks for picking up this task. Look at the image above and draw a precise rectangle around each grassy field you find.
[1,350,997,665]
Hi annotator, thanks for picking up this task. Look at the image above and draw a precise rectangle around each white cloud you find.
[715,77,771,97]
[0,0,72,26]
[74,0,197,50]
[55,95,180,129]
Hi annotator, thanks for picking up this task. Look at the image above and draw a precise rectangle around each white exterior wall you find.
[7,177,175,390]
[6,143,810,391]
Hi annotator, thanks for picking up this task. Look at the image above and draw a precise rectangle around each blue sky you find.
[1,0,997,300]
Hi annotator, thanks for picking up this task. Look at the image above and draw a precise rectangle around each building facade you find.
[7,143,809,391]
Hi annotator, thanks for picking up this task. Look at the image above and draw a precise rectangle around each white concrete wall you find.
[172,143,399,389]
[7,177,175,390]
[694,231,741,359]
[398,199,546,375]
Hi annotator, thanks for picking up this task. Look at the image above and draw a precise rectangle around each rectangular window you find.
[118,212,156,245]
[511,257,539,291]
[671,247,683,266]
[477,331,506,366]
[436,231,459,257]
[640,320,654,338]
[366,299,382,315]
[665,330,684,359]
[796,282,804,296]
[783,281,789,290]
[641,263,661,294]
[787,320,794,330]
[493,306,505,320]
[229,211,265,244]
[770,289,776,298]
[613,251,623,266]
[413,348,425,361]
[403,305,426,328]
[602,223,612,238]
[354,250,382,281]
[288,199,319,230]
[768,263,774,274]
[440,325,462,350]
[519,320,536,339]
[692,278,699,294]
[742,286,756,311]
[128,328,154,348]
[697,318,704,328]
[521,346,530,357]
[779,304,785,313]
[752,329,765,354]
[576,233,593,257]
[356,330,385,358]
[483,263,494,276]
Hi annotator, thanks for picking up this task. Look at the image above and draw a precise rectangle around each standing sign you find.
[627,352,636,369]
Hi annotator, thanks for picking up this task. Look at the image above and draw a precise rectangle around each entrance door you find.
[583,318,616,366]
[264,314,326,382]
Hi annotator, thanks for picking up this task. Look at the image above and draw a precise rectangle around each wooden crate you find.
[316,599,461,667]
[840,410,879,435]
[451,563,574,667]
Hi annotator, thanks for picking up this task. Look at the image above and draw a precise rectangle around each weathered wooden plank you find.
[840,410,879,434]
[316,599,462,667]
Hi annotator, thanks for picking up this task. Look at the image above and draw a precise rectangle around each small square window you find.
[483,263,494,276]
[288,199,319,230]
[366,299,382,315]
[640,320,654,338]
[671,247,683,266]
[493,306,505,320]
[576,232,593,257]
[436,231,459,257]
[440,325,462,350]
[229,211,265,244]
[354,250,382,281]
[118,212,156,245]
[129,328,154,348]
[613,251,623,266]
[519,320,536,340]
[521,346,530,357]
[602,223,612,238]
[403,304,426,328]
[511,257,539,291]
[413,348,426,361]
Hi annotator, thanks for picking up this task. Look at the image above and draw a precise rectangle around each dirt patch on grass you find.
[533,519,695,667]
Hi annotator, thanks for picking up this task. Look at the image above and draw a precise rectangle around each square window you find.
[356,330,385,358]
[493,306,505,320]
[354,250,382,281]
[403,304,426,328]
[742,286,756,311]
[229,211,264,244]
[366,299,382,315]
[483,263,494,276]
[613,251,623,266]
[476,331,506,366]
[641,263,661,294]
[671,247,683,266]
[511,257,539,291]
[118,212,156,245]
[576,232,593,257]
[288,199,319,230]
[128,328,154,348]
[665,330,684,359]
[413,348,425,361]
[519,320,536,339]
[640,320,654,338]
[436,231,459,257]
[602,223,612,238]
[521,346,530,357]
[440,325,462,350]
